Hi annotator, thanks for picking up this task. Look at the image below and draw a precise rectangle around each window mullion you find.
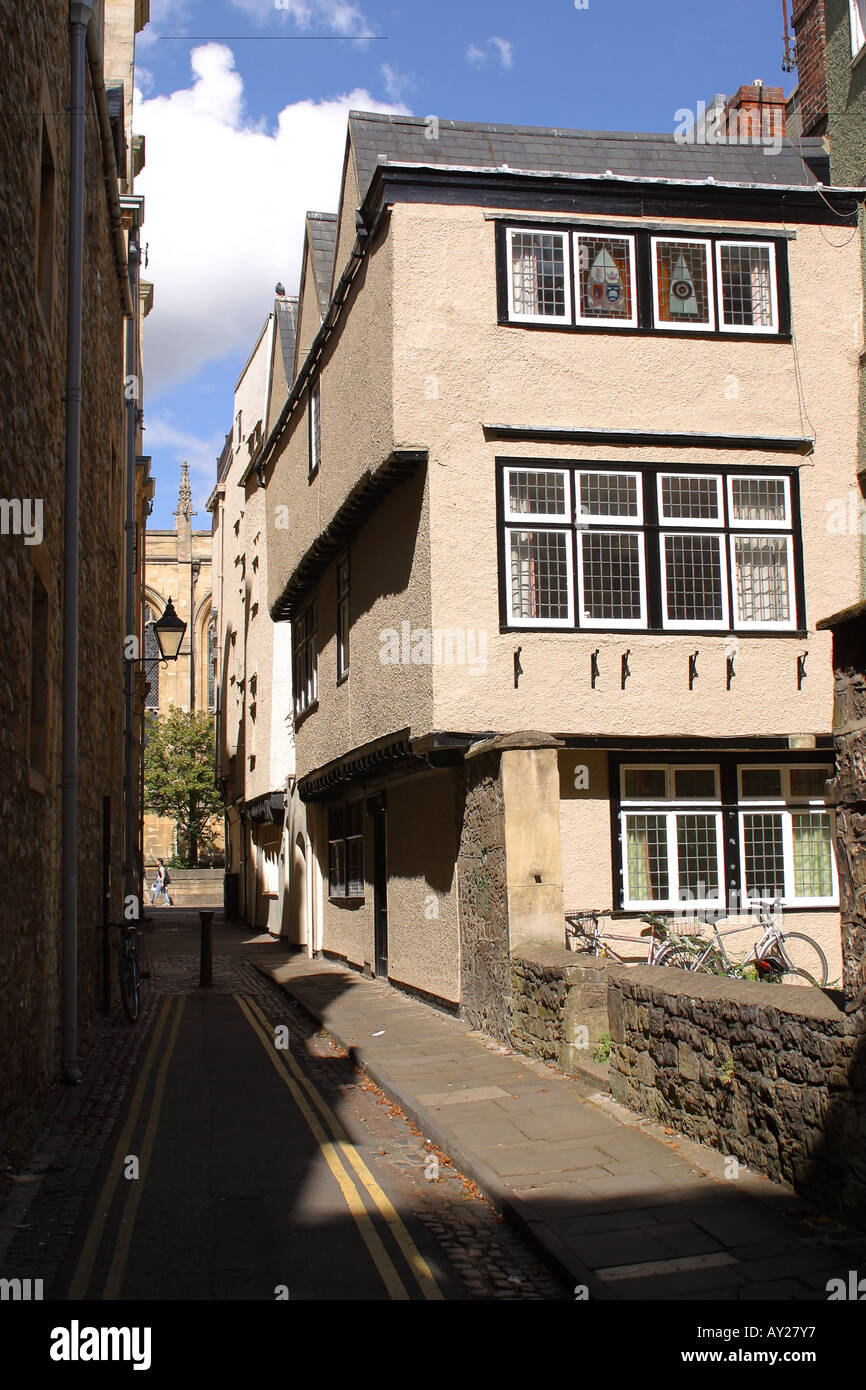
[666,810,679,908]
[642,470,662,628]
[781,810,795,904]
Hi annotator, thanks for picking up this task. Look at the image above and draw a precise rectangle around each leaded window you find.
[738,765,837,907]
[500,463,800,633]
[505,228,571,323]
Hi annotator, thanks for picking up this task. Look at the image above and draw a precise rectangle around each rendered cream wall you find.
[385,203,863,738]
[386,769,461,1003]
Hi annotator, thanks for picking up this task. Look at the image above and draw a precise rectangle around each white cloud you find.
[137,0,194,49]
[465,35,514,70]
[229,0,372,36]
[489,36,513,69]
[135,44,409,396]
[380,63,413,102]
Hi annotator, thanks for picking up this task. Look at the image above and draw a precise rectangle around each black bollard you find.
[199,909,214,988]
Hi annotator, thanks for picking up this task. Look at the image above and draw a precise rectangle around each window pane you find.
[730,476,788,524]
[579,531,643,622]
[509,529,571,621]
[654,240,711,324]
[328,839,345,898]
[578,472,639,519]
[664,534,724,623]
[510,231,567,318]
[626,815,668,900]
[741,767,782,799]
[743,813,786,899]
[734,536,790,624]
[347,835,365,896]
[676,814,720,901]
[792,812,833,898]
[508,469,567,518]
[790,767,831,799]
[623,768,667,799]
[674,768,717,799]
[660,474,721,521]
[576,235,634,321]
[719,244,775,328]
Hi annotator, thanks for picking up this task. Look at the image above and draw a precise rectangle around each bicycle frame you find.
[565,910,669,964]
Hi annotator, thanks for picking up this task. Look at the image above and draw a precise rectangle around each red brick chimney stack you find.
[791,0,829,135]
[722,81,788,141]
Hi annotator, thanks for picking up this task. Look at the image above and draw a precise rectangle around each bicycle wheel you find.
[654,943,698,971]
[119,952,141,1023]
[693,949,729,976]
[566,920,602,955]
[769,932,828,988]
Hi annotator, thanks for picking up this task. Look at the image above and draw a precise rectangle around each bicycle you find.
[649,899,828,987]
[116,923,150,1022]
[564,907,689,966]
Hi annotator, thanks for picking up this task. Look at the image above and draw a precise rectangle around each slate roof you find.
[305,212,338,319]
[267,294,299,436]
[347,111,830,203]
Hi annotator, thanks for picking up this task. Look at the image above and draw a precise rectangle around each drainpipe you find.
[123,230,141,914]
[61,0,94,1085]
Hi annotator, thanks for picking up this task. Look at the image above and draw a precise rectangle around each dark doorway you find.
[370,796,388,978]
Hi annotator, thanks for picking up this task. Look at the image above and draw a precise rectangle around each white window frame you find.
[505,226,572,325]
[503,466,571,524]
[576,529,647,629]
[575,469,643,526]
[729,531,796,631]
[715,240,779,335]
[659,531,729,630]
[650,236,715,332]
[737,764,838,908]
[504,525,575,628]
[851,0,866,56]
[620,763,724,911]
[573,231,638,329]
[738,809,838,908]
[658,473,724,528]
[727,474,791,531]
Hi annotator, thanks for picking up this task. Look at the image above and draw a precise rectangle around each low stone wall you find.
[510,945,611,1072]
[608,965,866,1227]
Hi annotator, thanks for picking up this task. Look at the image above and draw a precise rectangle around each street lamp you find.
[152,596,186,662]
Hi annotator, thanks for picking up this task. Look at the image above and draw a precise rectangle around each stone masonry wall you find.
[608,966,866,1227]
[457,751,511,1041]
[0,0,127,1128]
[511,945,610,1073]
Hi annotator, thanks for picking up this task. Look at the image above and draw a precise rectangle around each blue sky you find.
[137,0,797,527]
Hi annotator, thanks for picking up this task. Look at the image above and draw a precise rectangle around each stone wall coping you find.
[511,942,613,976]
[466,731,564,759]
[607,963,848,1025]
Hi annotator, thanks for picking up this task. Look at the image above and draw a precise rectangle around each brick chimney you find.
[791,0,829,136]
[721,80,787,142]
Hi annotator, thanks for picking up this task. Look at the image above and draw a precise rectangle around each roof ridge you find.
[348,110,819,147]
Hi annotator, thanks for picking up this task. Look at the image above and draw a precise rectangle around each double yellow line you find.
[68,991,442,1301]
[236,993,443,1301]
[68,994,186,1300]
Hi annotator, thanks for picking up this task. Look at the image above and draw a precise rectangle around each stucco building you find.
[0,0,151,1121]
[257,108,866,1019]
[143,462,219,863]
[209,293,298,930]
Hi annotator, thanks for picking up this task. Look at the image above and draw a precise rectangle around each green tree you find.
[144,708,222,867]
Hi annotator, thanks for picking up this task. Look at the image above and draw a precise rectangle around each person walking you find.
[151,858,173,907]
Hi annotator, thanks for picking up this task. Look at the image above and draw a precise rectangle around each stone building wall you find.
[457,750,510,1040]
[608,967,866,1227]
[0,0,130,1126]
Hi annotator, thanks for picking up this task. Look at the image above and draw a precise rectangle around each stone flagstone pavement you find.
[251,948,866,1301]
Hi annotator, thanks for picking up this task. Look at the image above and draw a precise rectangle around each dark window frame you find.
[328,799,365,900]
[496,457,806,637]
[496,221,791,340]
[292,595,318,719]
[336,551,350,684]
[308,376,321,480]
